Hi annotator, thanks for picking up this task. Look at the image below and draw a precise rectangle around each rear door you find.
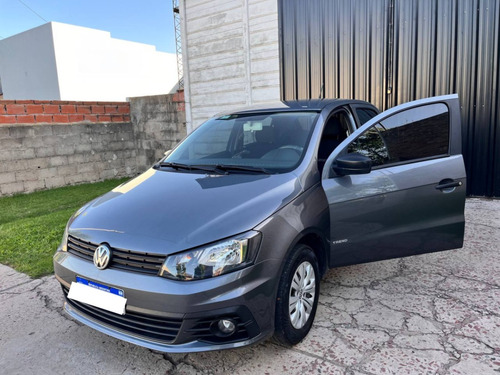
[321,95,466,267]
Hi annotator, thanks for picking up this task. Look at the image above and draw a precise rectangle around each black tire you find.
[273,244,320,346]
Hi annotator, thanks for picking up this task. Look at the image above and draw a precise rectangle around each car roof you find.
[215,99,375,117]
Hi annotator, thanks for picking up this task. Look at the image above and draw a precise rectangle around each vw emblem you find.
[93,244,112,270]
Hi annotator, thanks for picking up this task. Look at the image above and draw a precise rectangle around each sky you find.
[0,0,176,53]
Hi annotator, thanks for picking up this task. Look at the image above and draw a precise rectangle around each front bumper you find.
[54,249,279,352]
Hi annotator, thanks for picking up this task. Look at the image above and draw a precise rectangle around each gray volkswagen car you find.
[54,94,466,352]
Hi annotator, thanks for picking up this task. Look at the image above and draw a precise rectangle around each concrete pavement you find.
[0,198,499,374]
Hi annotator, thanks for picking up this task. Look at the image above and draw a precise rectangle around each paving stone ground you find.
[0,198,499,374]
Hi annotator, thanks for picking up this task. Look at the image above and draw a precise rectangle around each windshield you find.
[163,111,319,173]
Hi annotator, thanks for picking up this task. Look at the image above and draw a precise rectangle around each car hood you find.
[69,168,302,255]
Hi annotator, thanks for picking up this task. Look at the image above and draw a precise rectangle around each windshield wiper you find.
[154,162,191,170]
[214,164,271,174]
[154,162,223,174]
[154,162,271,174]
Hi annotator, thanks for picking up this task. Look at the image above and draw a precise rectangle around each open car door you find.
[321,94,466,267]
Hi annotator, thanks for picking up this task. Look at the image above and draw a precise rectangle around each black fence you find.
[279,0,500,197]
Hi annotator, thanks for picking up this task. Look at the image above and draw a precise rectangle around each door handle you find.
[435,180,462,190]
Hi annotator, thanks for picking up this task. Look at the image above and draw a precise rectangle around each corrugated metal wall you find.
[279,0,500,197]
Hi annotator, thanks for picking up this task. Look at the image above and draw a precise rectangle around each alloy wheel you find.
[288,261,316,329]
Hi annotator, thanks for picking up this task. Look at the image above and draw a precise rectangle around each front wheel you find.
[273,244,320,346]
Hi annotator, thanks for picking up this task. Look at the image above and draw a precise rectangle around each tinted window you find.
[356,108,378,126]
[378,103,449,163]
[348,103,450,167]
[347,126,389,167]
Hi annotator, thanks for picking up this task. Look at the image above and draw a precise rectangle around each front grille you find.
[67,235,165,275]
[63,286,182,344]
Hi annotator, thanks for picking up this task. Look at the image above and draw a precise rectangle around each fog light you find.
[217,319,236,335]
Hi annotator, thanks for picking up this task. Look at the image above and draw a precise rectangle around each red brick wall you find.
[172,90,185,112]
[0,100,130,124]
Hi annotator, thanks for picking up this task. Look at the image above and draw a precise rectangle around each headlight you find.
[60,200,94,252]
[60,225,69,252]
[160,231,261,280]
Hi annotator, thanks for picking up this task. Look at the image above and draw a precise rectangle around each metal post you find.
[172,0,184,90]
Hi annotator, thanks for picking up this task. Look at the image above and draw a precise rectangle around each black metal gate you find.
[278,0,500,197]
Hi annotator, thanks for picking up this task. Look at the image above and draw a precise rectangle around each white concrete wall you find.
[0,23,60,100]
[0,22,178,101]
[181,0,281,132]
[51,23,178,101]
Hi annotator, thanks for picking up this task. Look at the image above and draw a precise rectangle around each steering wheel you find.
[231,149,250,158]
[276,145,303,156]
[261,145,303,161]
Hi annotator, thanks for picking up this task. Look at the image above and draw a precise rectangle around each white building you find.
[179,0,280,133]
[0,22,178,102]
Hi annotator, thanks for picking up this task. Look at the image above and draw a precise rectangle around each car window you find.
[348,103,450,167]
[166,111,319,173]
[355,108,378,126]
[347,125,389,166]
[378,103,449,162]
[187,119,235,158]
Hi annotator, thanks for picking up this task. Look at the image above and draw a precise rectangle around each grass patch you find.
[0,178,129,278]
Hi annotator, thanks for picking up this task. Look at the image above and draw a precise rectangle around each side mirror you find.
[332,153,372,176]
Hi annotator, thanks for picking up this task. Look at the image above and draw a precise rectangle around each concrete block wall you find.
[130,92,187,168]
[0,122,137,196]
[181,0,281,132]
[0,94,185,196]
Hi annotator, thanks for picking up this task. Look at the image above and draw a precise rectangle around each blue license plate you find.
[76,276,124,297]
